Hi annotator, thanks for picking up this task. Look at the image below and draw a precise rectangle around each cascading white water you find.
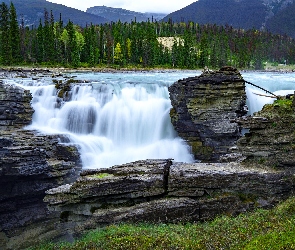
[5,72,198,169]
[244,72,295,114]
[4,71,295,169]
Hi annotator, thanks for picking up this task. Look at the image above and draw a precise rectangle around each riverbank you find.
[1,63,295,75]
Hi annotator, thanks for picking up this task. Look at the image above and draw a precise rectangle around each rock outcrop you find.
[0,80,33,130]
[237,93,295,168]
[0,80,81,250]
[168,66,247,162]
[44,159,294,238]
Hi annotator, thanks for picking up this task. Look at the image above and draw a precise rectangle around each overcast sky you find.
[47,0,196,14]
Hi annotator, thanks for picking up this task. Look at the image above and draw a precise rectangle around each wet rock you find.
[0,81,34,130]
[0,81,82,250]
[237,95,295,168]
[168,66,247,162]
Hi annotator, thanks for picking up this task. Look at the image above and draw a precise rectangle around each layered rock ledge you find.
[0,81,81,250]
[237,93,295,168]
[44,159,294,238]
[169,66,247,161]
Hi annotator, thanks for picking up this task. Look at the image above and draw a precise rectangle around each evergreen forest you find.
[1,1,295,69]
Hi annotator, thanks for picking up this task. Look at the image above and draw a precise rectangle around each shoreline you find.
[1,65,295,75]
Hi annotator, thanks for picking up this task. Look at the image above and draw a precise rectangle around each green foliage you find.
[30,196,295,250]
[9,2,20,63]
[0,2,11,65]
[90,173,114,179]
[1,4,295,69]
[273,98,293,109]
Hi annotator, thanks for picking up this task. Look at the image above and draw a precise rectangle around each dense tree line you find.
[0,2,295,69]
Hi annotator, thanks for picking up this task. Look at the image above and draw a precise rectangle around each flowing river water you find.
[3,70,295,169]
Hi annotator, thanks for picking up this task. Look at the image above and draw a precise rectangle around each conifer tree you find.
[36,19,44,62]
[9,2,20,63]
[0,2,11,65]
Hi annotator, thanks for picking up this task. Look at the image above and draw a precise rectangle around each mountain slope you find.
[162,0,266,29]
[266,2,295,37]
[2,0,108,27]
[86,6,166,23]
[162,0,295,37]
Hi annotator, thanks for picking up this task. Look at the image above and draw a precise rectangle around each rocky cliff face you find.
[0,80,81,250]
[42,81,295,239]
[168,66,247,162]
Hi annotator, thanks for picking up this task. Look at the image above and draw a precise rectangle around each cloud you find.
[47,0,196,14]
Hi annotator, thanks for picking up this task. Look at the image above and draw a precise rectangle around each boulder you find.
[0,81,33,130]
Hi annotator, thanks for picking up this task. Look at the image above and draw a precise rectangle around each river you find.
[3,70,295,169]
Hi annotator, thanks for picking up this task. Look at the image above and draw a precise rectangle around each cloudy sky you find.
[47,0,196,14]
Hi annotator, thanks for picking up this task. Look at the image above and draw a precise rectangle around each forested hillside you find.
[0,0,108,27]
[163,0,266,30]
[266,2,295,38]
[0,2,295,69]
[163,0,295,38]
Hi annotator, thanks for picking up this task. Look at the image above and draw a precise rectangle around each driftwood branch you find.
[244,80,279,98]
[252,92,277,98]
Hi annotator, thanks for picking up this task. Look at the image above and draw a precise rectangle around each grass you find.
[89,173,114,179]
[29,196,295,250]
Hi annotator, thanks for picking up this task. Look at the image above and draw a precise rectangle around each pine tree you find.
[0,2,11,65]
[9,2,20,64]
[36,19,44,62]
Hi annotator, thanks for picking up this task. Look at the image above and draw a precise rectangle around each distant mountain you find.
[86,6,167,23]
[162,0,295,37]
[1,0,108,27]
[265,1,295,37]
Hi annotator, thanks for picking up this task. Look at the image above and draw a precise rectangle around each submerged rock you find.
[168,66,247,162]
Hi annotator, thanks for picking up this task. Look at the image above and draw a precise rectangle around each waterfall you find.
[5,71,295,169]
[6,72,196,169]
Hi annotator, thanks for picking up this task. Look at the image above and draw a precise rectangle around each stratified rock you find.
[44,159,294,239]
[237,94,295,168]
[0,81,33,130]
[0,80,81,250]
[168,66,247,162]
[168,162,292,202]
[45,159,171,212]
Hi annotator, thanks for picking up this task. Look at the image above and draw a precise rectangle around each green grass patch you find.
[29,197,295,250]
[89,173,114,179]
[273,98,293,110]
